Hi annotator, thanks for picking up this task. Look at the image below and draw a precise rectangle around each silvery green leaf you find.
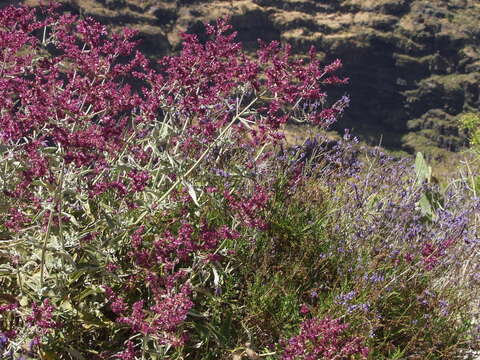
[0,264,15,274]
[212,266,221,288]
[418,193,434,218]
[185,182,200,207]
[63,212,80,227]
[415,152,432,185]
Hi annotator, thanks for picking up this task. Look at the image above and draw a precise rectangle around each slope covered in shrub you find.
[0,3,478,359]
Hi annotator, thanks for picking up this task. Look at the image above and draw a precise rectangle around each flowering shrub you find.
[0,2,349,358]
[280,317,369,360]
[460,112,480,151]
[0,2,478,359]
[459,112,480,195]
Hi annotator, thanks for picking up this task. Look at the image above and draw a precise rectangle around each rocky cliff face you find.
[6,0,480,156]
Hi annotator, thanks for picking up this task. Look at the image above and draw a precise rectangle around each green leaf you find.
[66,347,87,360]
[74,285,103,302]
[185,182,200,207]
[418,193,434,219]
[39,350,57,360]
[415,152,432,185]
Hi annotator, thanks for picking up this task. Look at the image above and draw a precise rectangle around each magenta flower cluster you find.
[281,317,369,360]
[0,2,358,358]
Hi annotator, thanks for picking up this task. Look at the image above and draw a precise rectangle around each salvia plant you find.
[0,2,478,360]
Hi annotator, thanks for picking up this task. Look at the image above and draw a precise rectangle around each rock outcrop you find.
[4,0,480,156]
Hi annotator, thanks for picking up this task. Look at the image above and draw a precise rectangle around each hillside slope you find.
[5,0,480,156]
